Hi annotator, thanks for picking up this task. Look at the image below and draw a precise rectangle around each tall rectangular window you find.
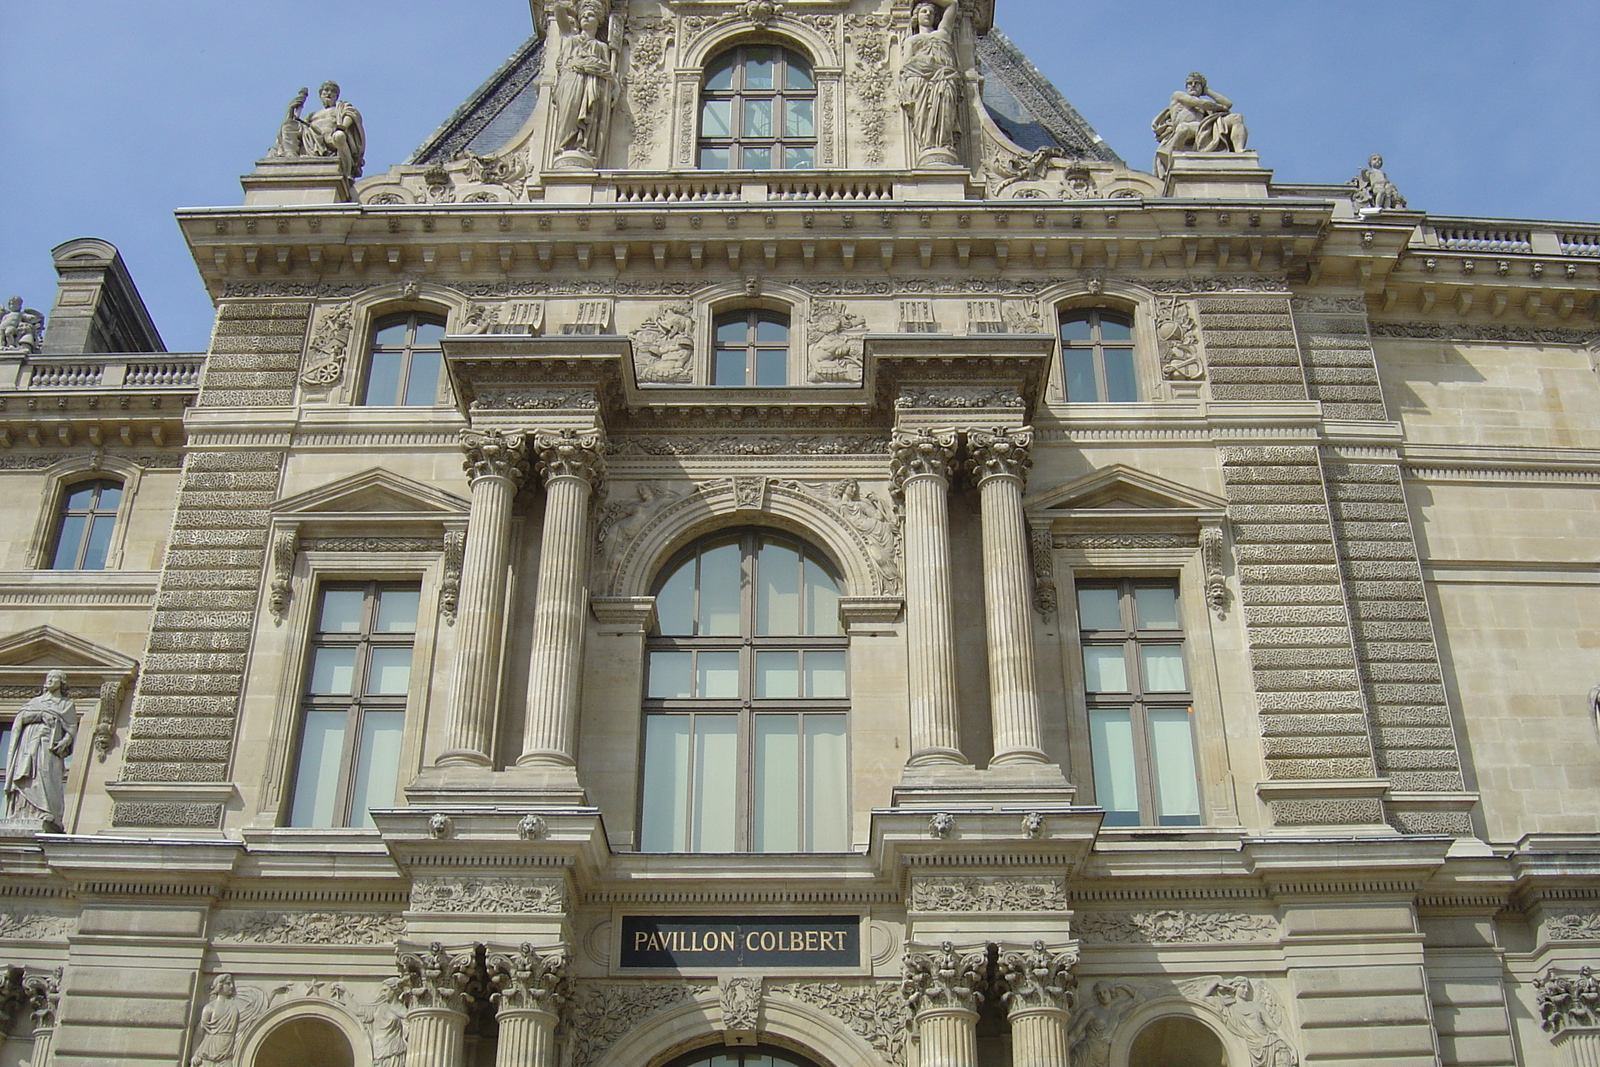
[1059,308,1137,402]
[288,582,419,828]
[49,480,122,570]
[1077,579,1200,826]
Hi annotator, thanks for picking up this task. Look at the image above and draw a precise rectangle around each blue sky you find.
[3,1,1596,352]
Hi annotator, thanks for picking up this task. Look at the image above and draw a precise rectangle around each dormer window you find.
[714,309,789,386]
[700,45,816,171]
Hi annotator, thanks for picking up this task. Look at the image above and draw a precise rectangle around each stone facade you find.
[1,3,1598,1066]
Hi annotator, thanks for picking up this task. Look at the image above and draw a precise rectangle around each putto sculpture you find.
[899,0,963,167]
[549,0,619,168]
[1151,71,1248,178]
[0,297,44,353]
[1351,153,1408,210]
[3,671,77,832]
[267,80,366,178]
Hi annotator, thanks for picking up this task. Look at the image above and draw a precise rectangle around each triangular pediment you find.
[1027,465,1227,514]
[272,468,469,517]
[0,626,138,674]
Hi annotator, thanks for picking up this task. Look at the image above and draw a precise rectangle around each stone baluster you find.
[966,426,1049,765]
[518,429,606,769]
[397,944,475,1067]
[996,942,1079,1067]
[488,945,570,1067]
[902,942,987,1067]
[890,429,967,766]
[439,431,529,767]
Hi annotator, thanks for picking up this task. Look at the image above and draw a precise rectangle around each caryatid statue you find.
[3,671,77,832]
[0,297,44,353]
[1151,71,1248,178]
[267,80,366,178]
[549,0,619,168]
[899,0,964,167]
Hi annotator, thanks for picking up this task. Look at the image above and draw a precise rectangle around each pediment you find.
[0,626,138,675]
[1026,465,1227,515]
[271,468,469,518]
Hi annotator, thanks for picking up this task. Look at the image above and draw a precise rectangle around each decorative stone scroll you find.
[1200,524,1229,615]
[268,527,298,621]
[440,526,465,624]
[1030,528,1057,617]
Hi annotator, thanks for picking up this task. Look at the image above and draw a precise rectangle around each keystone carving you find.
[720,975,762,1032]
[461,429,530,485]
[966,425,1034,486]
[488,944,572,1013]
[902,941,987,1014]
[997,941,1079,1014]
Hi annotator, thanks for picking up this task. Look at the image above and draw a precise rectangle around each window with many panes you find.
[1060,308,1137,402]
[640,531,849,853]
[48,479,122,570]
[288,582,419,828]
[699,45,816,170]
[713,309,790,386]
[360,312,447,406]
[1076,579,1201,826]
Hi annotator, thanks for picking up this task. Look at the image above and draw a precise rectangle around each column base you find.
[906,747,970,768]
[989,747,1052,767]
[407,766,587,807]
[894,762,1074,808]
[434,748,493,769]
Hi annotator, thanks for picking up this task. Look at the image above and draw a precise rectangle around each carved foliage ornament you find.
[461,429,530,485]
[487,944,572,1013]
[772,981,909,1064]
[902,941,988,1014]
[997,940,1079,1014]
[966,425,1034,486]
[909,876,1070,913]
[720,975,762,1031]
[212,910,405,945]
[1075,910,1278,945]
[1536,965,1600,1035]
[1200,525,1229,615]
[566,982,711,1067]
[409,876,569,914]
[1547,910,1600,941]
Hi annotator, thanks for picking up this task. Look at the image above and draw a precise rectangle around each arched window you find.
[714,309,790,386]
[1128,1016,1227,1067]
[253,1015,356,1067]
[48,479,122,570]
[360,312,447,406]
[662,1048,826,1067]
[699,45,816,170]
[640,530,849,853]
[1060,307,1137,402]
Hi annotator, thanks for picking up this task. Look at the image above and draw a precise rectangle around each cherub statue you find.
[1351,153,1408,210]
[0,296,44,352]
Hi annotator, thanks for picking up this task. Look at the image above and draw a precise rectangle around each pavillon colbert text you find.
[619,915,861,969]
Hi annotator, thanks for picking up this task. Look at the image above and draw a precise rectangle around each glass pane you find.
[701,99,732,138]
[309,647,357,694]
[655,561,694,635]
[756,315,788,343]
[1141,645,1187,692]
[288,710,346,827]
[413,321,446,346]
[755,349,786,386]
[362,350,404,405]
[784,146,814,170]
[0,725,10,772]
[1150,707,1201,825]
[691,715,738,852]
[1063,349,1096,401]
[1104,347,1137,402]
[402,351,442,407]
[1076,587,1121,631]
[373,321,406,346]
[745,49,774,88]
[803,556,840,635]
[1059,314,1093,342]
[705,55,735,92]
[1082,646,1129,693]
[714,347,747,385]
[716,318,748,343]
[366,647,413,695]
[803,650,847,698]
[1134,585,1179,630]
[640,715,690,851]
[696,651,740,698]
[97,484,122,509]
[1089,707,1140,826]
[754,714,800,852]
[700,147,730,170]
[50,516,85,569]
[65,485,97,510]
[758,538,801,635]
[317,589,365,633]
[349,709,404,828]
[785,55,814,90]
[743,146,772,170]
[1097,312,1133,341]
[697,540,742,634]
[743,98,773,139]
[648,651,692,699]
[805,715,848,851]
[785,99,814,139]
[376,587,420,632]
[757,651,800,698]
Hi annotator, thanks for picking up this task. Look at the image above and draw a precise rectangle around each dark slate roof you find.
[978,29,1120,163]
[409,34,545,164]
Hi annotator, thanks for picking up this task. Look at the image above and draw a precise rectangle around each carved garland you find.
[1074,910,1278,945]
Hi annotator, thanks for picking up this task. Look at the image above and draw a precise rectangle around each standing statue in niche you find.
[1151,71,1248,178]
[899,0,963,167]
[3,671,77,832]
[0,296,44,353]
[268,80,366,178]
[550,0,618,167]
[1351,153,1408,210]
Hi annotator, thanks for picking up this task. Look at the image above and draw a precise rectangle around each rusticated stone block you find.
[166,528,269,549]
[1270,798,1385,826]
[1258,713,1374,736]
[157,570,263,592]
[1234,543,1339,565]
[1209,384,1306,401]
[1228,503,1333,524]
[1350,621,1437,642]
[1265,756,1378,779]
[121,739,233,764]
[205,351,301,371]
[1242,605,1353,627]
[131,696,239,717]
[116,761,228,782]
[149,611,254,632]
[142,652,249,675]
[180,471,282,491]
[1349,600,1430,622]
[197,389,296,407]
[111,802,224,828]
[171,509,271,529]
[1236,564,1343,584]
[1376,748,1464,771]
[1343,560,1423,581]
[165,549,268,570]
[1221,446,1319,466]
[174,491,278,510]
[1221,483,1329,505]
[1387,770,1467,792]
[1245,627,1361,650]
[1371,683,1449,705]
[1251,668,1363,692]
[1369,705,1455,727]
[128,717,236,740]
[137,673,245,695]
[146,630,252,652]
[1335,521,1413,541]
[1331,503,1412,524]
[1229,523,1336,545]
[1386,810,1472,836]
[188,451,285,472]
[1263,736,1376,759]
[153,591,259,612]
[1255,691,1367,712]
[212,316,309,336]
[1361,661,1443,684]
[1250,646,1356,668]
[1337,540,1416,561]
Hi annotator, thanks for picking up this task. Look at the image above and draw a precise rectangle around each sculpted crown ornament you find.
[535,428,608,488]
[997,941,1079,1014]
[902,941,987,1014]
[395,942,477,1013]
[487,944,572,1014]
[462,429,530,485]
[890,428,958,491]
[965,426,1034,486]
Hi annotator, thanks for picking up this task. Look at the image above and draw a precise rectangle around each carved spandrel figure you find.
[899,0,963,167]
[1151,71,1248,178]
[1202,977,1296,1067]
[3,671,76,832]
[0,296,44,353]
[1352,153,1408,210]
[355,978,408,1067]
[190,974,276,1067]
[550,0,618,166]
[1067,980,1137,1067]
[267,80,365,178]
[631,303,695,383]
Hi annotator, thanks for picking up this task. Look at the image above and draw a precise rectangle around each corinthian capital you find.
[461,429,530,486]
[902,941,987,1014]
[965,425,1034,487]
[534,428,607,489]
[996,940,1078,1015]
[487,943,571,1015]
[890,428,958,491]
[395,942,477,1014]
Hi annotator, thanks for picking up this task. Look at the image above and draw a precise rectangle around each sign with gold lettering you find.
[620,915,861,969]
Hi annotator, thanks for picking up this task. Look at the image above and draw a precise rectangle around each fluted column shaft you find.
[440,430,528,767]
[891,429,965,765]
[997,941,1079,1067]
[967,427,1048,765]
[1555,1030,1600,1067]
[495,1007,560,1067]
[1008,1006,1071,1067]
[519,429,605,768]
[917,1007,980,1067]
[404,1006,468,1067]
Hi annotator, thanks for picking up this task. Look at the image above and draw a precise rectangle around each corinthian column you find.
[902,942,987,1067]
[397,944,475,1067]
[966,426,1048,765]
[489,945,570,1067]
[22,969,60,1067]
[440,430,528,767]
[519,429,606,768]
[996,941,1079,1067]
[890,429,966,765]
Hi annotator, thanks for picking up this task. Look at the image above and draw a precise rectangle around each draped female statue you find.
[550,0,618,167]
[899,0,963,167]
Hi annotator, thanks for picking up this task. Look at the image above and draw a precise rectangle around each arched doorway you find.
[1127,1015,1227,1067]
[253,1015,355,1067]
[660,1044,827,1067]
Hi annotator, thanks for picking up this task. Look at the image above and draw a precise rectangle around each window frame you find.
[27,458,144,572]
[358,311,449,408]
[697,43,819,172]
[45,478,124,571]
[712,308,792,387]
[1059,306,1140,403]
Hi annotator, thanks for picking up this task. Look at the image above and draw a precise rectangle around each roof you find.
[409,34,545,164]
